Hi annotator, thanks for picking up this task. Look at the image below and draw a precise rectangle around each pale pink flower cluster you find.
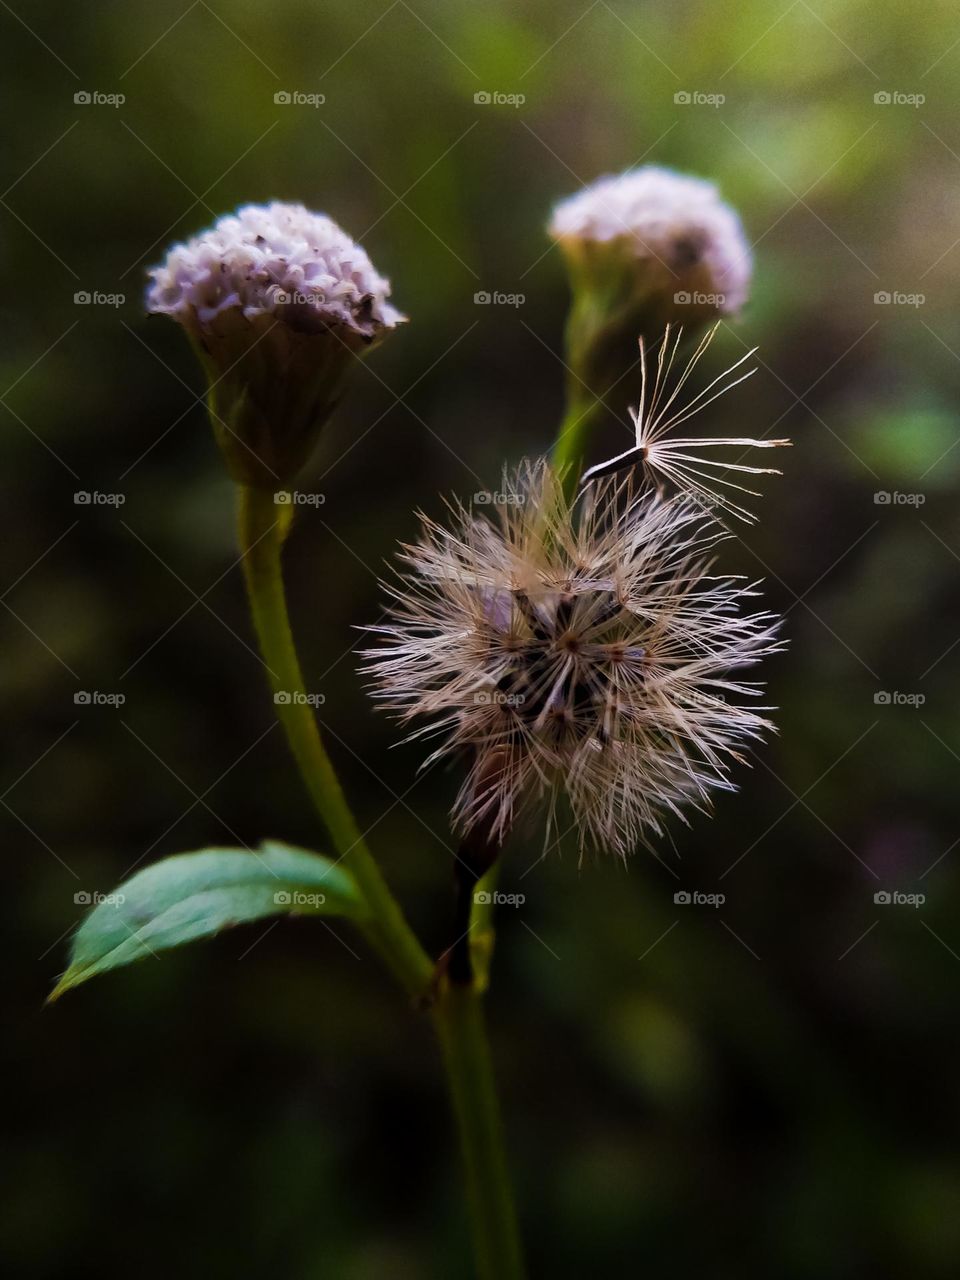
[147,201,404,337]
[549,166,752,311]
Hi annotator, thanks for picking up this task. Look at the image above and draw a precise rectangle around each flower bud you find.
[147,202,405,488]
[549,166,751,403]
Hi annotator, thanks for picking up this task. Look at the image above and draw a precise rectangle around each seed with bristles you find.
[580,322,791,523]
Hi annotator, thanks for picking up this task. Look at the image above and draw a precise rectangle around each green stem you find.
[469,860,500,991]
[238,485,525,1277]
[433,982,526,1280]
[550,390,605,500]
[237,483,433,999]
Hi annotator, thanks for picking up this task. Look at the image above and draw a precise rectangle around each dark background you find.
[4,1,960,1276]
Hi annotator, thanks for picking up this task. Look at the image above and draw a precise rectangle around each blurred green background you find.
[5,1,960,1275]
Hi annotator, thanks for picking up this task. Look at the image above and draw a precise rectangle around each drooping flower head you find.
[361,461,781,858]
[548,166,752,421]
[147,201,404,487]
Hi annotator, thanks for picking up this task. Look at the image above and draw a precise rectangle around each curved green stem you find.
[237,483,433,999]
[433,982,526,1280]
[238,484,525,1276]
[550,390,605,501]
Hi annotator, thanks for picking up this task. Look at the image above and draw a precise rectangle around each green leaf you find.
[50,840,366,1000]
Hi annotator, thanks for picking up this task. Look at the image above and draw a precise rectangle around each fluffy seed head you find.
[361,462,782,858]
[549,165,751,314]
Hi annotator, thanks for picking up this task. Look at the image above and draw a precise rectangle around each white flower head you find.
[146,202,405,488]
[361,460,782,858]
[147,200,404,338]
[549,166,751,313]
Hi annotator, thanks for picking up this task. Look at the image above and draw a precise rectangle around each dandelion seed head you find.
[361,461,782,858]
